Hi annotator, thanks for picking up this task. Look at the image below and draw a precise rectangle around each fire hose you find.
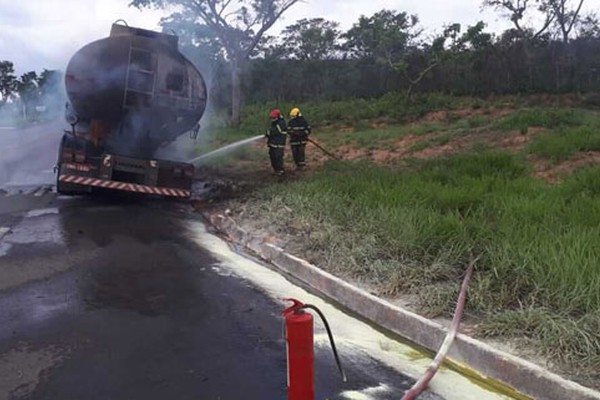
[307,138,340,161]
[401,255,476,400]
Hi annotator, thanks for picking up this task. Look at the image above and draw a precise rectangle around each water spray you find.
[187,135,264,164]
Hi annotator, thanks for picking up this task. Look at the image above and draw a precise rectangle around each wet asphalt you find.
[0,193,425,400]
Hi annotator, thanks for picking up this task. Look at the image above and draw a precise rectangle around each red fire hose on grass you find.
[401,255,476,400]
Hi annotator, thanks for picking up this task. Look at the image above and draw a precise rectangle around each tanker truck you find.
[56,23,207,198]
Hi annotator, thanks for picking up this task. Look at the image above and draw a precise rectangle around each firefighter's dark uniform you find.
[288,115,311,168]
[266,117,287,174]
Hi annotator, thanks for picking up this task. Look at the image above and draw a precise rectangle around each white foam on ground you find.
[341,384,393,400]
[0,243,11,257]
[25,208,59,218]
[188,221,516,400]
[0,228,11,257]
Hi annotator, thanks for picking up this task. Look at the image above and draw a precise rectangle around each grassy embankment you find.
[201,93,600,377]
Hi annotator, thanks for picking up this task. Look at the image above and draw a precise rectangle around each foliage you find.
[0,61,64,122]
[482,0,555,39]
[342,9,420,64]
[178,3,599,109]
[0,61,17,105]
[276,18,341,61]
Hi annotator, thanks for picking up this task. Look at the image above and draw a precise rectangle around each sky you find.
[0,0,598,75]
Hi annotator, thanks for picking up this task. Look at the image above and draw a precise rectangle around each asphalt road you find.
[0,192,441,400]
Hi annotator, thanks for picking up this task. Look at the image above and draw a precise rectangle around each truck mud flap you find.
[58,174,190,198]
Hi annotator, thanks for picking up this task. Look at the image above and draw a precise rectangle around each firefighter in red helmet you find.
[265,109,288,175]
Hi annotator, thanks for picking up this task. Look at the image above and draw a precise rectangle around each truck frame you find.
[56,132,193,198]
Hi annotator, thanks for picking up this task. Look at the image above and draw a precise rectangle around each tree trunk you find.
[230,61,242,128]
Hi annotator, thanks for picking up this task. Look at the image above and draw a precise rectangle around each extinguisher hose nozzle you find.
[301,304,347,383]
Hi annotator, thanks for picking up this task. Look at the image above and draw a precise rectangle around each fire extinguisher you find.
[282,298,347,400]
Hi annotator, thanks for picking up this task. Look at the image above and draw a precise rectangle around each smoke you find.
[153,38,229,163]
[0,71,67,188]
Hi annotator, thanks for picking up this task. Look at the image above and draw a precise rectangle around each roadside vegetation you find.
[199,94,600,382]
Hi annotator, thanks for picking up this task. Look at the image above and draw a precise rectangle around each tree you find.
[160,12,226,64]
[131,0,301,128]
[483,0,555,39]
[396,23,467,98]
[279,18,341,61]
[0,61,17,107]
[577,12,600,38]
[342,10,421,64]
[547,0,585,42]
[36,69,64,116]
[15,71,39,119]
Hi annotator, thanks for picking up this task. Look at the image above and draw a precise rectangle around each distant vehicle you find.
[56,22,207,197]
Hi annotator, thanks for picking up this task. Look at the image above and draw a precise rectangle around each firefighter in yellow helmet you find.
[287,107,311,169]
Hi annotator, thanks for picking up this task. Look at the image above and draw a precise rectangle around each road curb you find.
[204,212,600,400]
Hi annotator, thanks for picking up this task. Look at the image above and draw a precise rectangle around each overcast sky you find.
[1,0,598,75]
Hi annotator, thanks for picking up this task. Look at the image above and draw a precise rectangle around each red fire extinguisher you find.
[282,298,346,400]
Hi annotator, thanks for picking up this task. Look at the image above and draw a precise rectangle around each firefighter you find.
[265,109,287,175]
[288,107,311,169]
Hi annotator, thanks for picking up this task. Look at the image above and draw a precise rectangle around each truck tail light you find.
[62,148,74,162]
[184,166,194,177]
[75,151,86,163]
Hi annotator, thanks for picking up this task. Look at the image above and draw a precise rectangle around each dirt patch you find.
[532,151,600,183]
[412,143,458,159]
[338,126,355,133]
[423,107,514,123]
[498,132,531,152]
[371,121,389,129]
[492,127,546,153]
[395,134,423,153]
[424,111,448,123]
[369,149,396,163]
[336,144,368,161]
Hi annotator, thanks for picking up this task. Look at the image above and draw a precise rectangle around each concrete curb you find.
[204,212,600,400]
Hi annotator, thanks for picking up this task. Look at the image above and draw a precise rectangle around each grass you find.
[241,152,600,371]
[494,108,587,131]
[239,92,473,134]
[527,125,600,162]
[409,134,453,152]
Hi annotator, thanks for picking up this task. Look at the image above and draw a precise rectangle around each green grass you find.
[527,125,600,162]
[494,108,587,131]
[239,92,473,134]
[243,152,600,370]
[409,134,454,152]
[317,126,408,148]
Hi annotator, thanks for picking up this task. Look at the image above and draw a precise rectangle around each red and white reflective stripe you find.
[59,174,190,198]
